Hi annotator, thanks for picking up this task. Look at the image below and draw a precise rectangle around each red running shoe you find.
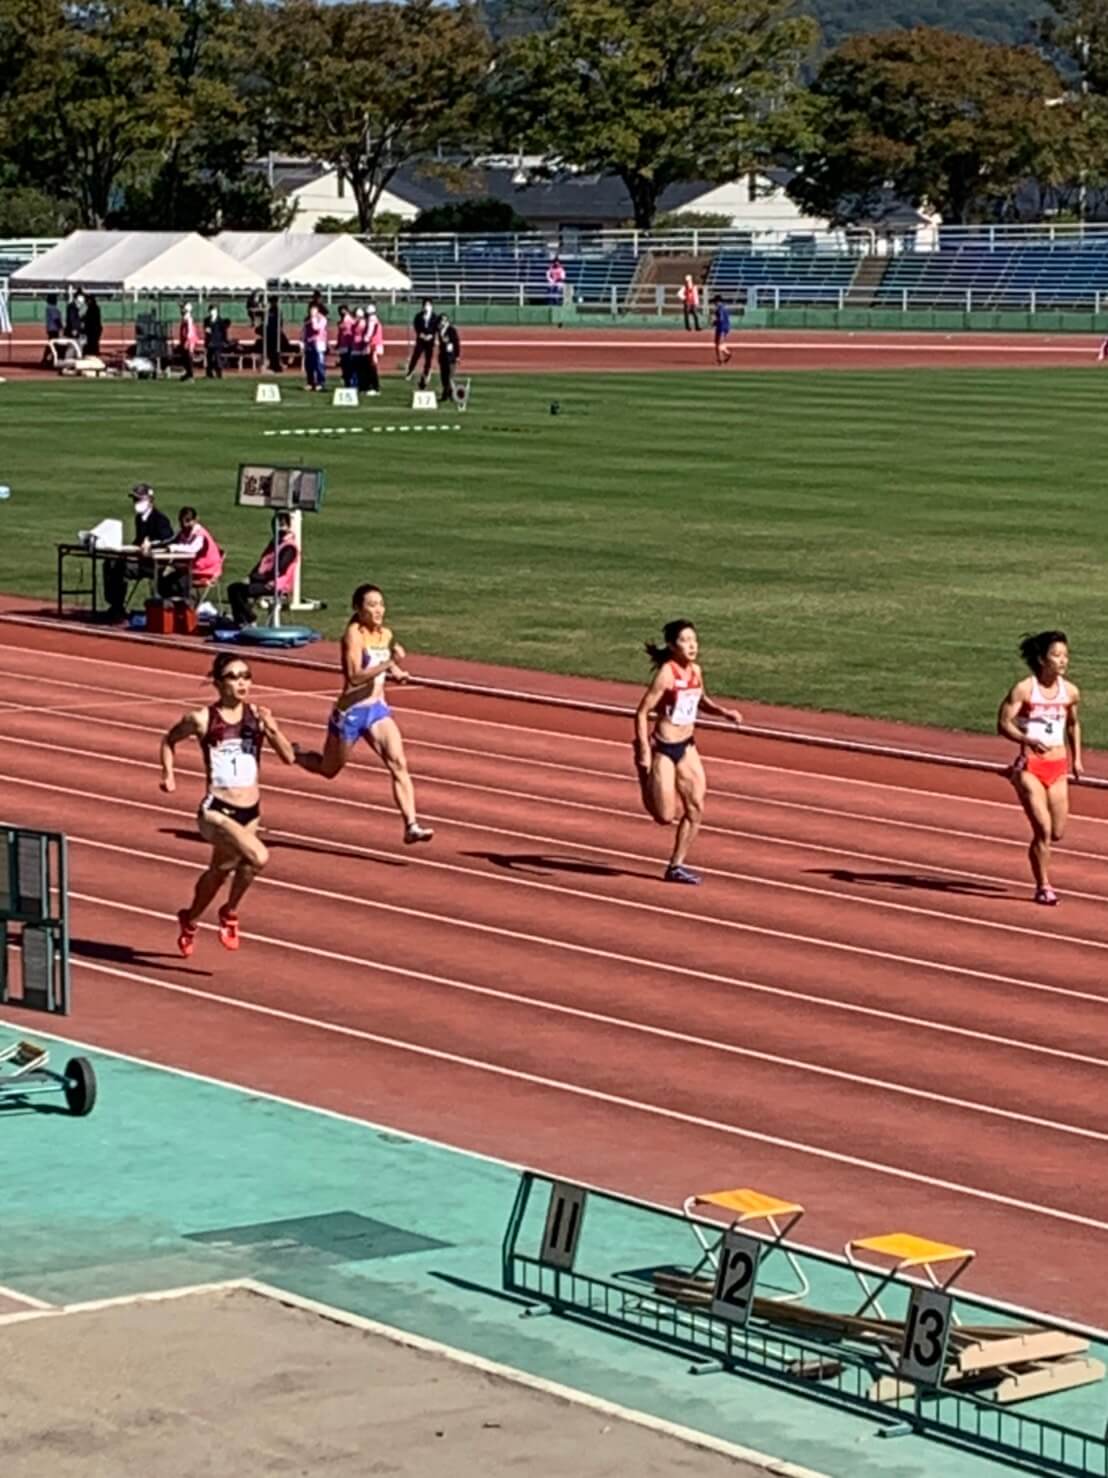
[177,909,197,958]
[218,905,241,950]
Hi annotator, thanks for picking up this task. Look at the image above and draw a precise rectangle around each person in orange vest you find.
[167,505,224,604]
[177,301,200,380]
[227,510,300,626]
[678,274,701,331]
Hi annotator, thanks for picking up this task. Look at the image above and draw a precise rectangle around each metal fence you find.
[503,1171,1108,1478]
[748,284,1108,314]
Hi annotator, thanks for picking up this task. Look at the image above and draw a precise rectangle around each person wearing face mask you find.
[405,298,439,388]
[204,304,229,379]
[102,483,175,622]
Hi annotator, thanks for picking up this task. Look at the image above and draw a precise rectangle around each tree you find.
[0,0,185,227]
[411,197,531,232]
[786,28,1068,223]
[493,0,816,229]
[260,0,493,232]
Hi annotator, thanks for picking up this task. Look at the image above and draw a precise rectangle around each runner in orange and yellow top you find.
[997,630,1083,906]
[633,619,742,885]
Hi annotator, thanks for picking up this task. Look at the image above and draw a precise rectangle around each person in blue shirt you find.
[712,296,732,365]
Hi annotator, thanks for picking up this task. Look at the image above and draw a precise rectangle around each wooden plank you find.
[993,1358,1106,1405]
[956,1331,1089,1375]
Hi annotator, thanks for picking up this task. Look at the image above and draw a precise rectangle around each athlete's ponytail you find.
[645,618,696,668]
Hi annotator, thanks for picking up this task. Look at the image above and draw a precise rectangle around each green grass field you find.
[2,368,1106,736]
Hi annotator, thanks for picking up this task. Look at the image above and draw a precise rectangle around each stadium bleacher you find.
[877,236,1108,308]
[706,247,857,305]
[397,241,637,306]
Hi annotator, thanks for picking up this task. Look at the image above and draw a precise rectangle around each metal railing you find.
[503,1171,1108,1478]
[747,284,1108,313]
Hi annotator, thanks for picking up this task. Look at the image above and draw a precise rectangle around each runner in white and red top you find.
[159,653,296,956]
[997,629,1083,906]
[633,619,742,885]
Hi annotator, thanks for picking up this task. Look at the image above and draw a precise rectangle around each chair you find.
[845,1231,975,1322]
[683,1186,809,1302]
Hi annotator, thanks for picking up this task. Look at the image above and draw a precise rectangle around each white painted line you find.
[238,1279,833,1478]
[0,1283,54,1311]
[3,1010,1105,1343]
[7,757,1108,1011]
[51,950,1108,1237]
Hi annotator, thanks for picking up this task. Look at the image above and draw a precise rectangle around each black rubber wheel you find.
[63,1057,97,1116]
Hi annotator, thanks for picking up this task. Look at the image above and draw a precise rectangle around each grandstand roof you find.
[10,230,265,292]
[215,231,410,291]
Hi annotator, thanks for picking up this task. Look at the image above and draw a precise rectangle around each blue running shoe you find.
[664,863,701,885]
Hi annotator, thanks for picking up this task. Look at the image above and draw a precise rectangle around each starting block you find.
[684,1186,809,1302]
[255,383,281,404]
[412,389,437,410]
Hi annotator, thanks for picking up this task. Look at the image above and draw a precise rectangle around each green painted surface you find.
[2,371,1107,735]
[0,1028,1102,1478]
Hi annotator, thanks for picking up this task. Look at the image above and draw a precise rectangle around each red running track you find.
[2,615,1108,1327]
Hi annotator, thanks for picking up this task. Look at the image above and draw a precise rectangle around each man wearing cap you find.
[103,483,175,622]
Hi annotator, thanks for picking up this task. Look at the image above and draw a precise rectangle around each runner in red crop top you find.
[160,652,295,955]
[633,619,742,885]
[997,629,1083,906]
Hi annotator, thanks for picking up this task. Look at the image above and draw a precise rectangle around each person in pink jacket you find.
[170,505,224,604]
[364,304,384,395]
[178,301,200,381]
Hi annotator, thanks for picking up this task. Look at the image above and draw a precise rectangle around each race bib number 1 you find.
[211,740,258,790]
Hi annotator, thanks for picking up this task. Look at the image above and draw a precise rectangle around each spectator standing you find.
[245,289,265,339]
[365,304,384,395]
[204,305,228,378]
[678,274,701,331]
[42,294,63,365]
[64,292,83,345]
[82,293,103,356]
[546,255,567,305]
[178,301,200,380]
[437,312,461,402]
[336,304,355,387]
[228,510,300,626]
[350,306,369,391]
[302,302,328,391]
[406,298,439,388]
[264,296,283,373]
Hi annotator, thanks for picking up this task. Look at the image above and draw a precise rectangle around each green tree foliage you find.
[494,0,816,228]
[0,0,287,231]
[259,0,493,231]
[787,27,1068,223]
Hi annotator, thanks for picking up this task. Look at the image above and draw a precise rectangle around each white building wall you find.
[284,169,420,230]
[670,176,831,237]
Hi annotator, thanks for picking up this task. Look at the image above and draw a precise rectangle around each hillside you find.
[801,0,1047,49]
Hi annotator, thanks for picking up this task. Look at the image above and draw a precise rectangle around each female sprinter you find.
[160,652,296,956]
[997,630,1083,905]
[295,583,433,844]
[634,619,742,884]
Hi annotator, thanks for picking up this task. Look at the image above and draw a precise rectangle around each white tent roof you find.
[11,230,265,292]
[216,231,411,291]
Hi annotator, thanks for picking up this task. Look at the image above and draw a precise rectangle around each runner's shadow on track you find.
[463,850,650,880]
[156,827,408,868]
[69,936,212,978]
[807,868,1009,897]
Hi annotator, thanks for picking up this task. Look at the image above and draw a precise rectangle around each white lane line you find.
[2,673,1103,865]
[5,735,1108,965]
[58,950,1108,1236]
[5,771,1108,1037]
[0,638,1065,815]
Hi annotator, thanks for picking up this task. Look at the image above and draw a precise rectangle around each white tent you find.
[11,230,265,293]
[216,230,410,292]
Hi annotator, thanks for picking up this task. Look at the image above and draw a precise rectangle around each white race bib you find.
[210,739,258,790]
[671,687,702,727]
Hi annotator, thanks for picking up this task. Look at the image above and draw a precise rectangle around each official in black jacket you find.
[406,299,440,388]
[103,483,175,621]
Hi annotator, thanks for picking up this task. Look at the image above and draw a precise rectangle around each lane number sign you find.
[540,1182,587,1271]
[898,1287,953,1386]
[710,1229,763,1326]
